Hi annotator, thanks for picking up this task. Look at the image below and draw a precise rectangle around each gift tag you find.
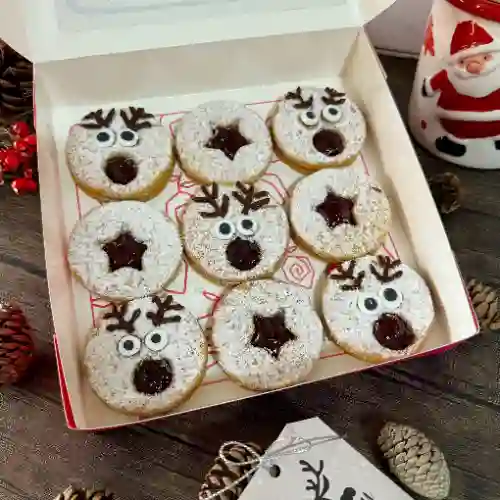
[239,418,413,500]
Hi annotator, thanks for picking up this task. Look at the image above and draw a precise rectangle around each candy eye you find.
[117,335,141,357]
[299,110,320,128]
[322,105,343,124]
[380,286,403,309]
[214,220,236,240]
[237,217,258,236]
[145,330,169,352]
[118,128,139,147]
[96,128,116,148]
[357,294,381,315]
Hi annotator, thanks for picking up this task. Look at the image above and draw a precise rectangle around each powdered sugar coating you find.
[290,168,391,261]
[211,280,324,390]
[85,295,207,415]
[66,108,173,200]
[182,184,289,283]
[322,256,435,361]
[175,101,273,183]
[68,201,182,300]
[272,87,366,167]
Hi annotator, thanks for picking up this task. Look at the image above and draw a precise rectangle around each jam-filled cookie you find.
[322,256,435,363]
[290,168,391,261]
[85,294,207,416]
[175,101,273,184]
[66,107,174,201]
[271,86,366,170]
[68,201,182,300]
[182,182,289,284]
[211,280,324,391]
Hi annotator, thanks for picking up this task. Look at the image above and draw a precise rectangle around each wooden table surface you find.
[1,56,499,500]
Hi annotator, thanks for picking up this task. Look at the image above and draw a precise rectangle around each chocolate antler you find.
[192,183,230,219]
[104,303,141,333]
[146,296,184,327]
[285,87,313,109]
[322,87,346,106]
[370,256,403,283]
[328,261,365,291]
[80,109,116,129]
[120,107,155,131]
[232,182,270,215]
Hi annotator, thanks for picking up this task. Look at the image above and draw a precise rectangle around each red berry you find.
[0,149,8,163]
[2,149,21,172]
[23,168,33,179]
[11,177,37,195]
[10,121,31,138]
[13,139,29,154]
[24,134,37,148]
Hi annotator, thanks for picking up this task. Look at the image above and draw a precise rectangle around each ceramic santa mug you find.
[410,0,500,169]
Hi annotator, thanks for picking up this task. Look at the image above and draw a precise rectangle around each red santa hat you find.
[449,20,500,62]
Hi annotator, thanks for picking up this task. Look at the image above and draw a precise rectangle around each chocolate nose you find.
[133,358,173,395]
[225,237,262,271]
[373,313,416,351]
[312,129,345,157]
[105,154,138,185]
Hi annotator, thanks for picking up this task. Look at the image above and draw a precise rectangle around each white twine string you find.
[199,435,342,500]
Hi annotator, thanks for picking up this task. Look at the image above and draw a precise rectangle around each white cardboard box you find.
[0,0,478,430]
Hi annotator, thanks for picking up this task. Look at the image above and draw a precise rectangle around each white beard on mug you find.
[448,55,500,98]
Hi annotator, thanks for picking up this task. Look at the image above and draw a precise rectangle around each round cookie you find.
[66,107,174,201]
[271,86,366,170]
[211,279,324,391]
[182,182,289,284]
[175,100,273,184]
[85,294,207,416]
[290,168,391,261]
[322,256,435,363]
[68,201,182,300]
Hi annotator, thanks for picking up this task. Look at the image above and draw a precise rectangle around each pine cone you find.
[378,422,450,500]
[0,40,33,124]
[467,279,500,331]
[0,302,34,385]
[428,172,462,215]
[54,486,114,500]
[199,442,262,500]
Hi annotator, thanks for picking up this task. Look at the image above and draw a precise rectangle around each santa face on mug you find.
[422,20,500,158]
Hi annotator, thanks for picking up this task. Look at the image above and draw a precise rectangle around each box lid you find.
[0,0,396,63]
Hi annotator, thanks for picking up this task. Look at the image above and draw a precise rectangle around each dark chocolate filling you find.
[315,190,356,229]
[104,154,138,185]
[373,313,417,351]
[205,124,250,160]
[312,129,345,157]
[250,311,297,359]
[225,237,262,271]
[133,358,173,395]
[102,231,147,272]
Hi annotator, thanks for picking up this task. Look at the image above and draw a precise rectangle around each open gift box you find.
[0,0,478,430]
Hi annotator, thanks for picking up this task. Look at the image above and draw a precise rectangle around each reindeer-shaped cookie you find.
[66,106,174,201]
[322,255,434,362]
[84,295,207,416]
[271,86,366,170]
[182,182,289,283]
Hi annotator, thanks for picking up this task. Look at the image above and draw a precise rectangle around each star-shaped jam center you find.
[205,124,250,160]
[315,190,357,229]
[102,231,147,272]
[250,311,297,359]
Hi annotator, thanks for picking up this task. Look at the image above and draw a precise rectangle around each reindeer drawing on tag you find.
[322,255,435,358]
[66,106,173,200]
[182,182,289,283]
[300,459,374,500]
